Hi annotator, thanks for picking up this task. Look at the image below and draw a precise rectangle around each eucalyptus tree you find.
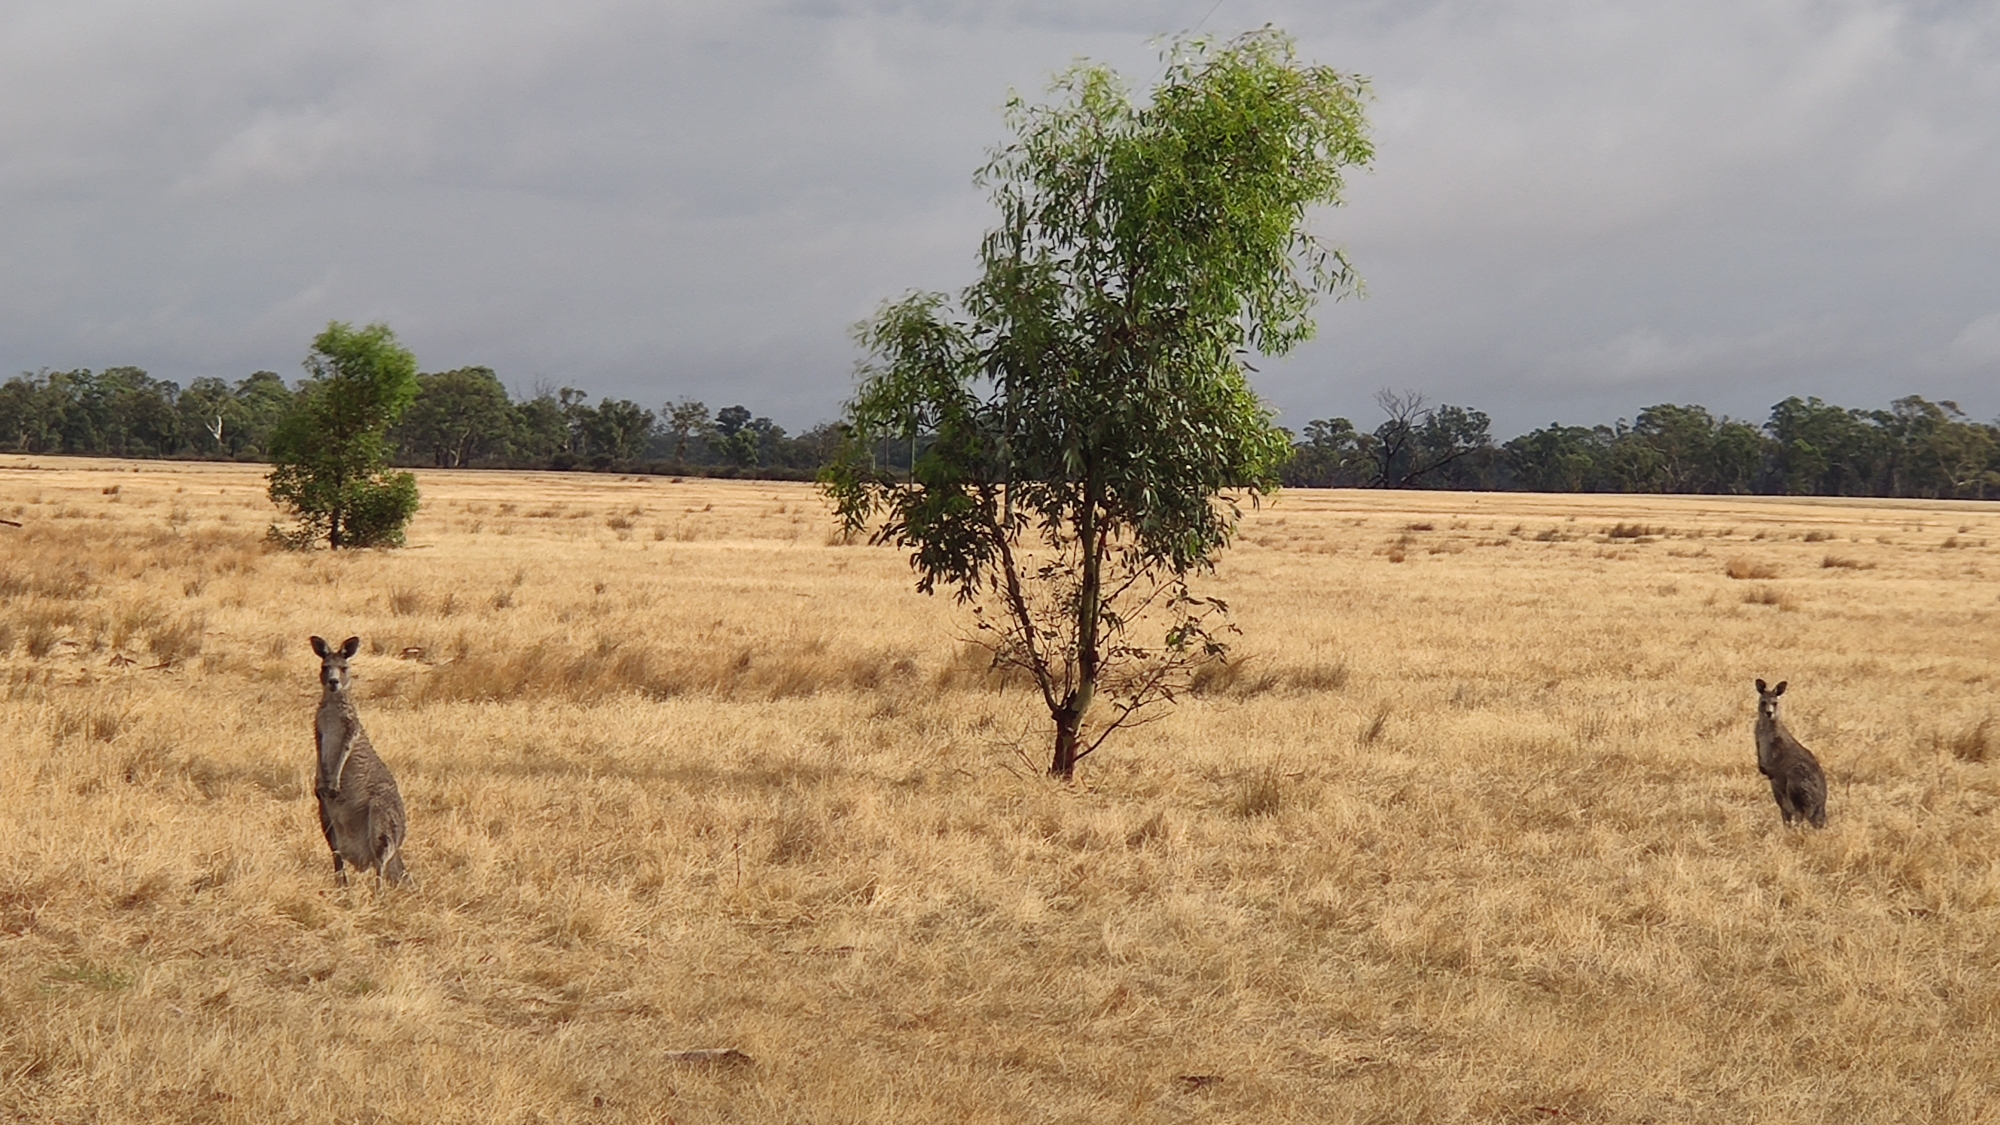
[398,366,514,467]
[511,388,571,462]
[665,398,712,465]
[1503,424,1610,493]
[713,406,759,467]
[267,322,422,548]
[1882,396,2000,498]
[1368,390,1494,489]
[584,398,657,463]
[824,29,1372,778]
[177,377,237,456]
[1283,416,1377,488]
[229,372,296,458]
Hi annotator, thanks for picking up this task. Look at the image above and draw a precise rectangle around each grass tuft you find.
[1725,557,1779,580]
[1124,809,1169,848]
[1741,585,1796,610]
[1606,522,1663,539]
[1943,716,1996,763]
[1188,657,1281,697]
[148,613,206,664]
[47,962,133,992]
[1360,703,1391,746]
[1227,768,1284,818]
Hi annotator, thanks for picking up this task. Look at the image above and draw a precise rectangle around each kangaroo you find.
[311,635,409,885]
[1754,678,1828,828]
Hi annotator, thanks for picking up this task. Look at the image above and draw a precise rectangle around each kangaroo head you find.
[311,635,362,694]
[1755,678,1787,720]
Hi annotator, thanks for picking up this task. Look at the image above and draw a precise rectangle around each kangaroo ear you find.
[340,636,361,658]
[310,636,329,658]
[1773,681,1787,696]
[1755,678,1767,693]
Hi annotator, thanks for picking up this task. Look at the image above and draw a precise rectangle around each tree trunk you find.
[1050,708,1082,779]
[329,469,346,549]
[1049,488,1105,780]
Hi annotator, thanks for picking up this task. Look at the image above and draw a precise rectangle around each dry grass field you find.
[5,454,2000,1123]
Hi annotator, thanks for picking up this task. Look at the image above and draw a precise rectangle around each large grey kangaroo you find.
[312,635,409,885]
[1754,678,1828,828]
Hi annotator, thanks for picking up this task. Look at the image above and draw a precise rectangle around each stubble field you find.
[4,454,2000,1124]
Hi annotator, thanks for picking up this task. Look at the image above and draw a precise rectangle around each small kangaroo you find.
[1754,678,1828,828]
[311,636,409,885]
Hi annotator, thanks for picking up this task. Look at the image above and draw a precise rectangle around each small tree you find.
[267,322,422,548]
[823,30,1372,778]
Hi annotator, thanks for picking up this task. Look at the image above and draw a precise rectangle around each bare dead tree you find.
[1370,388,1493,488]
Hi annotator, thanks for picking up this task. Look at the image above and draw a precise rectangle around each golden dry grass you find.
[5,455,2000,1123]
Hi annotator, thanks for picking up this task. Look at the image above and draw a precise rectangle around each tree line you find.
[0,365,838,479]
[1284,389,2000,500]
[3,364,1996,499]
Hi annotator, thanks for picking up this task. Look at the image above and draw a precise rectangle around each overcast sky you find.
[4,0,1995,437]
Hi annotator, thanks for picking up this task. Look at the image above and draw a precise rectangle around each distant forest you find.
[4,367,1998,499]
[0,366,838,481]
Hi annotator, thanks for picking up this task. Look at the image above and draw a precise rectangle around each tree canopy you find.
[394,366,514,468]
[267,322,423,548]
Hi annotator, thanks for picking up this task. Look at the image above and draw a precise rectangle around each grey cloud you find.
[1950,312,2000,365]
[2,0,1995,436]
[1540,320,1862,388]
[1259,0,2000,430]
